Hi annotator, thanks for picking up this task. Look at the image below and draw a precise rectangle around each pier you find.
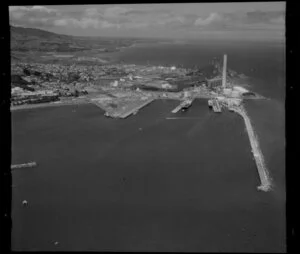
[11,162,37,170]
[232,105,271,191]
[90,99,109,112]
[171,99,194,113]
[91,97,154,119]
[211,99,222,113]
[108,98,154,119]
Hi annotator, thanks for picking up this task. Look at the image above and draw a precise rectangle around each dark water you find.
[11,42,285,252]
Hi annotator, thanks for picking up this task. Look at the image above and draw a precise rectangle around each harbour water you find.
[11,41,285,252]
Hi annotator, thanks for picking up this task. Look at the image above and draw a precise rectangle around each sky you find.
[9,2,285,41]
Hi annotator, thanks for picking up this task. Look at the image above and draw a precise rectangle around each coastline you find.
[11,98,90,111]
[10,93,264,112]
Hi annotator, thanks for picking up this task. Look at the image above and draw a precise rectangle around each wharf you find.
[232,105,271,191]
[109,98,154,119]
[212,99,222,113]
[228,106,235,112]
[90,100,109,112]
[193,94,214,99]
[171,99,194,113]
[242,95,268,100]
[11,162,37,170]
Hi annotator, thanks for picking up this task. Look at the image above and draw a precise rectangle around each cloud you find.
[8,4,285,39]
[9,5,60,28]
[192,10,285,32]
[120,8,185,28]
[84,8,100,17]
[123,7,171,17]
[123,22,148,29]
[9,5,118,30]
[10,11,25,20]
[270,15,285,24]
[31,6,56,13]
[194,13,222,26]
[54,19,68,26]
[9,5,213,31]
[52,6,141,29]
[9,5,56,13]
[53,17,119,29]
[78,18,101,29]
[227,10,284,25]
[103,6,132,18]
[123,9,150,16]
[102,21,120,29]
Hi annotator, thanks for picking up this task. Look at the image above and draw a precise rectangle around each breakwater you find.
[232,105,272,191]
[11,162,37,170]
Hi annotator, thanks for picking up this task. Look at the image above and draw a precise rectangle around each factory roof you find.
[233,86,248,93]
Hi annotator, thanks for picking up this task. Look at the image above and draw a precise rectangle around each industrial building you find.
[206,77,222,89]
[206,54,228,90]
[222,54,227,88]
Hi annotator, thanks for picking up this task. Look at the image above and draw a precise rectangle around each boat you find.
[181,99,193,111]
[104,112,112,118]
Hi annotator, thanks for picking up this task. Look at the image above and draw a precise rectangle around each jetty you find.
[232,105,271,191]
[11,162,37,170]
[171,99,194,113]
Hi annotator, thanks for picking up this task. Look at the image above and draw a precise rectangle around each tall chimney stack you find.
[222,54,227,88]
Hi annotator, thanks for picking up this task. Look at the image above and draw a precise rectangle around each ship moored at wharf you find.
[171,99,194,113]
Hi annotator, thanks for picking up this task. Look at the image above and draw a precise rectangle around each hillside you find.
[10,25,70,40]
[10,25,87,52]
[10,25,137,53]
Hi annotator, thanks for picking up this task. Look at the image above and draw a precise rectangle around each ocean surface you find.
[11,41,285,252]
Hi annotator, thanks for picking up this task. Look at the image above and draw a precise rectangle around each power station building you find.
[222,54,227,88]
[206,77,222,89]
[206,54,228,89]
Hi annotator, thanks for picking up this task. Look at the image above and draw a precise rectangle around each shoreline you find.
[11,98,90,111]
[10,94,265,112]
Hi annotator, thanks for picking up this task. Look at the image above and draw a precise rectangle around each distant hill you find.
[10,25,137,53]
[10,25,80,52]
[10,25,172,57]
[10,25,70,40]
